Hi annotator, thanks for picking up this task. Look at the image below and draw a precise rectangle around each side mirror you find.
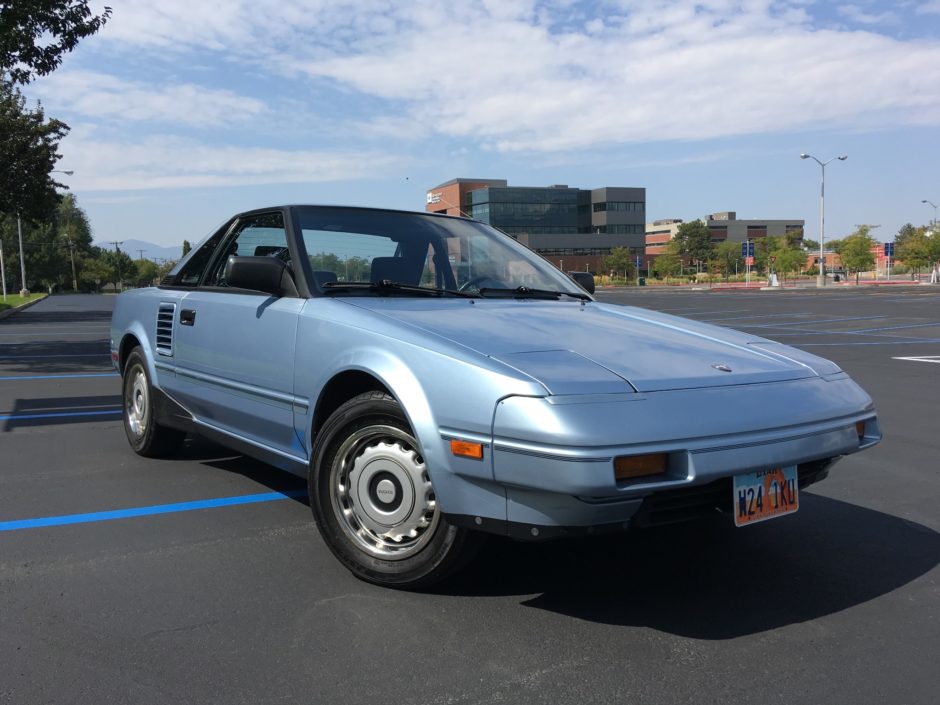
[567,271,595,295]
[224,256,287,295]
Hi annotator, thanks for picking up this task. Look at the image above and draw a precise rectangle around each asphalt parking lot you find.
[2,289,939,705]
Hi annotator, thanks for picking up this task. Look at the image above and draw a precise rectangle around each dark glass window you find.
[204,212,288,287]
[174,229,230,287]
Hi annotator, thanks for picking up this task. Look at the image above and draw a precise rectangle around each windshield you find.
[291,206,588,298]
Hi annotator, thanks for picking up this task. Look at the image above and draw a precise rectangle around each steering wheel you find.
[458,276,506,293]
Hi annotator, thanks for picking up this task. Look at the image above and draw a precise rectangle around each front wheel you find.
[310,391,480,588]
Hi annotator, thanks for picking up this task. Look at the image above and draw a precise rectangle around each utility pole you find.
[137,249,146,260]
[109,241,125,291]
[64,234,78,291]
[0,235,6,302]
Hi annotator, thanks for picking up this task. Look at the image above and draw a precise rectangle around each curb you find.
[0,294,48,321]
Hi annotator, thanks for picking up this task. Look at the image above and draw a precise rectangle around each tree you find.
[712,241,742,279]
[0,78,69,221]
[182,239,192,257]
[802,238,820,251]
[603,246,635,280]
[79,253,110,292]
[769,238,806,279]
[895,223,917,252]
[674,220,713,264]
[100,248,136,290]
[651,240,683,278]
[133,259,159,287]
[1,1,112,84]
[840,227,878,284]
[896,226,938,273]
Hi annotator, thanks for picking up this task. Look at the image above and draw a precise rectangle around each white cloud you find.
[32,71,266,127]
[837,4,898,24]
[76,0,940,154]
[916,0,940,13]
[58,126,403,191]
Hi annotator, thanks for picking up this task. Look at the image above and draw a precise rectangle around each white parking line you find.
[892,355,940,364]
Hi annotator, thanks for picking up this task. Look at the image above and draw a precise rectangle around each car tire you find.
[122,347,186,457]
[310,391,481,589]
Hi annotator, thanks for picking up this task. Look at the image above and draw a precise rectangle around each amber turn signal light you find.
[855,421,866,439]
[451,439,484,460]
[614,453,667,481]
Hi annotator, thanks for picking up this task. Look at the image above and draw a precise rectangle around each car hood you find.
[343,298,830,394]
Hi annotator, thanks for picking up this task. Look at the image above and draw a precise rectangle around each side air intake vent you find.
[156,302,176,356]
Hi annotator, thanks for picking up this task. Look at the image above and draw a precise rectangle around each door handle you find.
[180,309,196,326]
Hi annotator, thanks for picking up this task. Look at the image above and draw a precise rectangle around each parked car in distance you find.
[111,205,881,588]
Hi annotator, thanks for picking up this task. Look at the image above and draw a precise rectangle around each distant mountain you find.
[93,239,183,263]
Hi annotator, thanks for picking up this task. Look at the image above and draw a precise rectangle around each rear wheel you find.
[310,391,480,588]
[122,347,185,457]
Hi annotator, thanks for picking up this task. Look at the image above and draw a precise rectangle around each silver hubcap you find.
[330,425,438,560]
[126,367,149,438]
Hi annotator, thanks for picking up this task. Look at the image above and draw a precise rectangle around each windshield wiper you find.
[477,286,591,302]
[323,280,480,298]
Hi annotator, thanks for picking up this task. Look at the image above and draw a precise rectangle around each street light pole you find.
[17,212,27,296]
[15,169,75,296]
[923,199,938,229]
[800,153,847,287]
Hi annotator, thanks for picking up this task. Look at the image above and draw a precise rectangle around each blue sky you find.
[23,0,940,249]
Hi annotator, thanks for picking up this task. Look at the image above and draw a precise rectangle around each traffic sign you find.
[884,242,895,257]
[746,256,754,266]
[741,242,755,257]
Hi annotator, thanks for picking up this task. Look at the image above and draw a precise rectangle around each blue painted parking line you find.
[0,490,308,531]
[0,409,122,421]
[0,331,110,337]
[0,354,109,359]
[0,373,119,381]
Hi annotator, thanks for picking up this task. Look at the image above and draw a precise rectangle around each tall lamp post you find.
[800,153,847,287]
[16,169,74,296]
[923,199,937,229]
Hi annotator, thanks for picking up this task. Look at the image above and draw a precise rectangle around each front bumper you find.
[437,374,880,538]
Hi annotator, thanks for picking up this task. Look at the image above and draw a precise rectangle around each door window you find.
[204,212,288,288]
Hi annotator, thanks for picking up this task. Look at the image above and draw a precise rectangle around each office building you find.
[426,178,646,271]
[646,212,804,256]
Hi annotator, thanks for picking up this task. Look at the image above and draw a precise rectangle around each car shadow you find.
[171,439,940,640]
[434,494,939,639]
[1,394,122,430]
[177,435,309,501]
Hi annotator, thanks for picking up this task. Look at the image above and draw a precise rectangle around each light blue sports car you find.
[111,206,881,587]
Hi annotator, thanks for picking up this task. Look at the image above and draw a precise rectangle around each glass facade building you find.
[426,178,647,271]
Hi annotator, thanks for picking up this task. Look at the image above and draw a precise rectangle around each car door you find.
[167,211,306,459]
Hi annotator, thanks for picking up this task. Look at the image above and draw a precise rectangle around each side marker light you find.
[451,440,484,460]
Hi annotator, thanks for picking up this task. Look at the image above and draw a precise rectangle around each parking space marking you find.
[0,331,110,337]
[892,355,940,364]
[0,490,308,531]
[739,315,888,329]
[0,353,109,359]
[704,312,813,322]
[800,339,940,347]
[0,373,119,381]
[0,409,122,421]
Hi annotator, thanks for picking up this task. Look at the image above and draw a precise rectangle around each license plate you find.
[733,466,799,527]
